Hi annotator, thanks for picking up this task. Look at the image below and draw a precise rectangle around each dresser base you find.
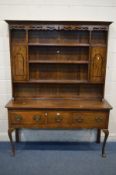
[6,99,112,157]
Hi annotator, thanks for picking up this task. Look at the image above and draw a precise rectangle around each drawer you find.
[71,111,108,128]
[9,111,47,126]
[47,111,70,128]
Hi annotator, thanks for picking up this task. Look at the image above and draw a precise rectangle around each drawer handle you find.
[95,117,103,123]
[74,117,83,123]
[15,115,22,121]
[56,50,60,54]
[33,115,41,122]
[55,116,63,123]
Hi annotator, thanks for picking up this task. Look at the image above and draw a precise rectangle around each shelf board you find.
[29,80,88,84]
[91,44,106,47]
[28,43,90,47]
[13,80,104,84]
[29,60,89,64]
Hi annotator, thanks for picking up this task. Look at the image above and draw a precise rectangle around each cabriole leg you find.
[8,128,15,156]
[102,129,109,158]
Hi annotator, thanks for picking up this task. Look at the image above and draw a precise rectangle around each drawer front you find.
[9,111,47,127]
[71,111,108,128]
[9,110,108,129]
[47,111,70,128]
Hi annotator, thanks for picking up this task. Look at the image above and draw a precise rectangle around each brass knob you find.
[33,115,41,122]
[55,116,63,123]
[56,50,60,54]
[15,115,22,121]
[95,116,103,123]
[45,112,48,116]
[74,117,83,123]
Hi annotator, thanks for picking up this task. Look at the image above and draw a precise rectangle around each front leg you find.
[102,129,109,158]
[8,128,15,156]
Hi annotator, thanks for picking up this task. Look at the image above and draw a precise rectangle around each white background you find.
[0,0,116,141]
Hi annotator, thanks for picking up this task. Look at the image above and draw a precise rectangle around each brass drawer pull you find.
[15,115,22,121]
[55,116,63,123]
[95,117,103,123]
[56,50,60,54]
[74,117,83,123]
[33,115,41,122]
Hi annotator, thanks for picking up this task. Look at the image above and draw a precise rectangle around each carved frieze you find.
[9,24,109,31]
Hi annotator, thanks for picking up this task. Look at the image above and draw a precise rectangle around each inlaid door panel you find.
[90,47,106,82]
[12,45,27,81]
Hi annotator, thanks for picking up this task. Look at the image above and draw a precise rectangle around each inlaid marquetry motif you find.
[92,54,103,77]
[12,46,27,81]
[90,47,106,82]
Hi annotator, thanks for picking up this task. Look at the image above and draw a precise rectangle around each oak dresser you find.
[5,21,112,157]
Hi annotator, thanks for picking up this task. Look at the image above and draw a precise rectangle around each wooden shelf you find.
[28,80,89,84]
[28,43,90,47]
[29,60,89,64]
[13,80,104,84]
[91,44,106,47]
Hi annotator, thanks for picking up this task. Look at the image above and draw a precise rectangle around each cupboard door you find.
[90,47,106,82]
[12,45,27,81]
